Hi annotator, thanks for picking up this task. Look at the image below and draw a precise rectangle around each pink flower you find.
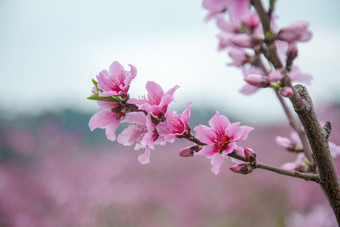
[96,61,137,97]
[156,102,192,142]
[89,102,123,141]
[278,21,313,43]
[194,111,253,174]
[128,81,180,116]
[117,112,158,164]
[228,47,250,67]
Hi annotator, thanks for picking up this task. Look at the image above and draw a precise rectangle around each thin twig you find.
[256,162,320,182]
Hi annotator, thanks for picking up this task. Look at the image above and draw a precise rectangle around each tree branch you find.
[293,84,340,223]
[255,162,320,182]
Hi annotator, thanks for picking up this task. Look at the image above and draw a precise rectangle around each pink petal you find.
[165,84,180,96]
[281,162,296,171]
[209,111,231,137]
[122,112,146,125]
[127,98,147,105]
[117,125,141,146]
[239,84,259,95]
[146,81,164,99]
[194,125,215,145]
[223,142,237,154]
[194,145,216,158]
[109,61,124,77]
[89,111,116,131]
[138,148,151,165]
[234,126,253,141]
[105,120,120,141]
[156,121,170,136]
[97,101,119,111]
[226,122,241,139]
[211,154,225,175]
[329,142,340,158]
[181,102,192,124]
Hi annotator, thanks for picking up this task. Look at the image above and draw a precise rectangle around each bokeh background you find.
[1,0,340,226]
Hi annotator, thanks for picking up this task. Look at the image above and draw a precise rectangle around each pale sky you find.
[1,0,339,124]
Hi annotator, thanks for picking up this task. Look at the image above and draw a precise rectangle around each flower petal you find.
[194,125,215,145]
[109,61,124,77]
[88,111,116,131]
[105,119,120,141]
[138,148,151,165]
[209,111,230,137]
[211,154,225,175]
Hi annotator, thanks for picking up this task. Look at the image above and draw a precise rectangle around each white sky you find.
[1,0,339,124]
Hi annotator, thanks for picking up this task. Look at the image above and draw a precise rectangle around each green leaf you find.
[87,93,122,103]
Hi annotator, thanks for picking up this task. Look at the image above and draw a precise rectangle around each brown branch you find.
[256,162,320,182]
[293,84,340,223]
[228,151,320,182]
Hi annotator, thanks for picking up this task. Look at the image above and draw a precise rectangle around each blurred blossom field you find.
[0,103,339,227]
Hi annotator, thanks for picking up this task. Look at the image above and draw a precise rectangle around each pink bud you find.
[230,163,253,174]
[231,34,256,48]
[179,148,194,157]
[281,86,294,97]
[244,148,256,163]
[179,145,202,157]
[275,136,291,149]
[244,74,270,87]
[287,43,298,60]
[269,69,285,82]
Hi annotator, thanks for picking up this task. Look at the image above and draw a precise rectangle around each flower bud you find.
[244,148,256,163]
[244,74,270,87]
[179,145,202,157]
[230,163,253,174]
[275,136,291,149]
[281,86,294,97]
[287,43,298,61]
[231,34,257,48]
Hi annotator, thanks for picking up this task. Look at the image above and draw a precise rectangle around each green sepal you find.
[302,158,311,167]
[87,93,122,103]
[91,79,102,93]
[272,83,280,90]
[265,31,272,39]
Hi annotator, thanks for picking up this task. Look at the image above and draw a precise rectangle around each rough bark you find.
[292,84,340,224]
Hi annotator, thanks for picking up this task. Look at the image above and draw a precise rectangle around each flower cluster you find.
[88,61,254,173]
[203,0,312,97]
